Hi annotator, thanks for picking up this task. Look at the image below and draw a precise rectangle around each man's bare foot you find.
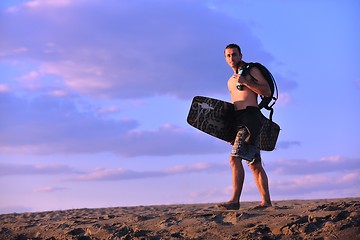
[251,203,272,210]
[216,201,240,210]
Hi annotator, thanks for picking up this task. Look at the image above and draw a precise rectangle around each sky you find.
[0,0,359,214]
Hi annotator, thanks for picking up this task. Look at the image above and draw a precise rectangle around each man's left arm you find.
[242,67,271,97]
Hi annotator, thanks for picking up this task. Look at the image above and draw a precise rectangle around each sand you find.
[0,198,359,240]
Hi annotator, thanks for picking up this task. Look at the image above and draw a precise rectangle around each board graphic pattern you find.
[187,96,236,142]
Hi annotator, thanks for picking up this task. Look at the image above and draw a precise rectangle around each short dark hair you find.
[224,43,241,54]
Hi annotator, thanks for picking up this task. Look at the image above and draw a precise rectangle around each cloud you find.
[97,105,120,115]
[32,186,66,193]
[270,171,360,198]
[281,175,329,191]
[62,162,228,182]
[113,124,228,157]
[320,155,342,163]
[1,0,295,100]
[0,84,11,92]
[0,92,136,154]
[355,79,360,87]
[276,92,293,106]
[24,0,72,8]
[275,140,301,149]
[188,187,229,203]
[0,91,316,157]
[268,156,360,176]
[0,0,298,157]
[338,172,360,184]
[0,206,33,214]
[0,92,229,156]
[0,162,79,176]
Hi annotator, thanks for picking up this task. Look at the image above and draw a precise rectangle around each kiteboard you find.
[186,96,280,151]
[186,96,236,142]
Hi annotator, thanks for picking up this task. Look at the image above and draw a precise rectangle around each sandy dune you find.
[0,198,359,239]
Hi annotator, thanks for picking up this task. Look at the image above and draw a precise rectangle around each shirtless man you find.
[217,43,272,210]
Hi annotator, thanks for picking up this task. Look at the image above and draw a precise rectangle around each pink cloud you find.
[188,188,229,203]
[0,163,79,176]
[32,186,66,193]
[0,84,11,92]
[269,157,359,175]
[269,170,360,199]
[48,89,68,97]
[17,70,43,90]
[269,175,328,197]
[1,0,296,100]
[25,0,72,9]
[0,92,231,157]
[338,172,360,184]
[320,155,342,163]
[61,162,228,182]
[276,92,292,106]
[164,162,217,174]
[355,79,360,87]
[73,167,128,181]
[97,105,120,114]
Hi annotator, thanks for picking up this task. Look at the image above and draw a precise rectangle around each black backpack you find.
[240,62,278,121]
[239,62,280,151]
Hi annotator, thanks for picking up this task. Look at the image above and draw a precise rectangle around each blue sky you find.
[0,0,359,214]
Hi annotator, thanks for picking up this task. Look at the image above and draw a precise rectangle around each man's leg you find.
[249,163,272,207]
[217,156,244,210]
[229,156,245,203]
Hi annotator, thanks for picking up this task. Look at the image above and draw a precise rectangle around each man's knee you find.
[249,162,263,172]
[229,156,242,167]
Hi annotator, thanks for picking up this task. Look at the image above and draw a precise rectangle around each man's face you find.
[224,48,242,68]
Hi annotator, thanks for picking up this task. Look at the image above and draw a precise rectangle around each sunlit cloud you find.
[97,105,120,114]
[276,92,292,106]
[33,186,66,193]
[0,91,230,157]
[269,156,360,175]
[277,175,328,191]
[25,0,72,9]
[188,188,229,203]
[1,0,295,100]
[0,46,28,57]
[17,70,42,90]
[48,89,68,97]
[338,172,360,184]
[0,84,11,92]
[320,155,342,163]
[0,206,33,214]
[355,79,360,87]
[61,162,228,182]
[270,170,360,198]
[0,163,80,176]
[276,140,301,149]
[71,167,131,181]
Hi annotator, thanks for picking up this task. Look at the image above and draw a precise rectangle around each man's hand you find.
[233,73,248,91]
[232,73,247,85]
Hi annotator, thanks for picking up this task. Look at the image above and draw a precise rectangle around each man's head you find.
[224,44,242,69]
[224,44,241,55]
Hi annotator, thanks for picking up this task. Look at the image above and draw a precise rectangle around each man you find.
[217,43,272,210]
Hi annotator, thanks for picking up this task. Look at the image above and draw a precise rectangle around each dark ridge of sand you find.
[0,198,359,240]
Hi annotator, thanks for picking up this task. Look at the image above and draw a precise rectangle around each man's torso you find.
[227,76,259,110]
